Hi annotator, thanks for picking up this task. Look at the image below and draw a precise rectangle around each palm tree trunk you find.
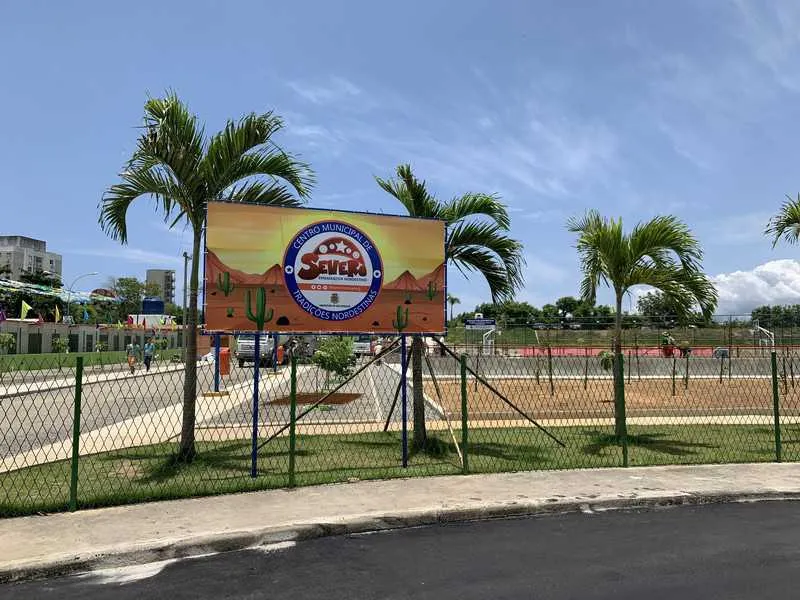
[613,291,627,439]
[411,335,427,450]
[177,231,201,462]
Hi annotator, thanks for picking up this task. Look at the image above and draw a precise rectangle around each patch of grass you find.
[0,424,787,517]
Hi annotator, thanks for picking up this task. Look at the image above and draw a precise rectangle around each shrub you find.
[312,337,357,381]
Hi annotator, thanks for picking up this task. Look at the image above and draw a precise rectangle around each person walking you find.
[143,338,156,372]
[126,341,141,374]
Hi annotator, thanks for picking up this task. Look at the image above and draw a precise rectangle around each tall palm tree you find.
[567,210,717,439]
[377,164,524,450]
[447,293,461,322]
[766,194,800,248]
[100,93,313,462]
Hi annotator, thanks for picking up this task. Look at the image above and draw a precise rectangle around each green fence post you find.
[288,356,297,487]
[69,356,84,512]
[771,350,782,463]
[684,352,690,390]
[547,345,554,397]
[460,354,469,474]
[615,352,629,467]
[671,356,676,397]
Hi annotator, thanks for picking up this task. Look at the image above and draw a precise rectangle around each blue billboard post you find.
[251,333,261,478]
[213,333,221,392]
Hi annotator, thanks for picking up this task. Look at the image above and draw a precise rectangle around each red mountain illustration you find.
[384,270,423,292]
[417,263,446,288]
[205,250,284,287]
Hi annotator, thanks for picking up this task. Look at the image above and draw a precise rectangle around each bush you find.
[0,333,14,355]
[52,337,70,354]
[312,337,357,380]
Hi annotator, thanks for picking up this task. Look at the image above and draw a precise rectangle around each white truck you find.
[234,335,281,368]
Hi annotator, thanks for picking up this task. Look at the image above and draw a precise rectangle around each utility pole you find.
[182,252,191,361]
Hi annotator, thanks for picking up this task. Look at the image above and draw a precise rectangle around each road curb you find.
[3,490,799,584]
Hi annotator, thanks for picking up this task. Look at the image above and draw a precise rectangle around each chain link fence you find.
[0,319,796,517]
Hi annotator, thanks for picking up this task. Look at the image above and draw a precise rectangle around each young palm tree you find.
[377,164,524,450]
[447,293,461,322]
[766,194,800,247]
[567,210,717,439]
[100,93,314,462]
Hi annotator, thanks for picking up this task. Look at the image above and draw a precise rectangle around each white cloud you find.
[712,259,800,314]
[286,76,362,105]
[733,0,800,92]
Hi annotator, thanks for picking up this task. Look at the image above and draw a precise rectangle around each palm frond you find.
[628,215,702,272]
[567,210,717,320]
[215,149,314,201]
[440,193,511,229]
[224,180,306,207]
[447,221,524,302]
[138,93,205,192]
[766,194,800,248]
[375,164,439,218]
[99,166,185,243]
[203,112,314,199]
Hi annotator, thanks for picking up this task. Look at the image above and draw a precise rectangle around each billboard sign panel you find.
[465,318,496,330]
[204,203,446,334]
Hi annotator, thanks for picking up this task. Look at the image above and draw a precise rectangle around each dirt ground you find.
[426,377,800,420]
[271,392,361,406]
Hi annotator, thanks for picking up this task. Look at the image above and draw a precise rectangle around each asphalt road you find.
[5,501,800,599]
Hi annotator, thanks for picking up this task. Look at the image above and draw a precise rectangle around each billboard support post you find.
[251,333,261,478]
[213,333,221,392]
[401,334,408,468]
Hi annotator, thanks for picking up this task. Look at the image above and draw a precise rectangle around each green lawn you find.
[0,349,183,372]
[0,424,792,517]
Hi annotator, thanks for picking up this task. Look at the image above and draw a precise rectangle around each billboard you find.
[204,203,446,334]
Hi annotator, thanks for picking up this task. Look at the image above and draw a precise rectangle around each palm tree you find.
[567,210,717,439]
[766,194,800,248]
[100,93,313,462]
[377,164,524,451]
[447,293,461,322]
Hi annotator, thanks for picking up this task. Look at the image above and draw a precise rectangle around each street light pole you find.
[182,252,191,360]
[66,272,99,324]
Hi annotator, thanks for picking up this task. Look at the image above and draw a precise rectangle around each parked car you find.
[234,334,287,368]
[712,347,730,359]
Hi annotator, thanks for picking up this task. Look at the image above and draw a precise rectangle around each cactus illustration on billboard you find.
[393,305,409,332]
[217,271,235,297]
[226,307,234,318]
[426,281,438,301]
[245,288,273,330]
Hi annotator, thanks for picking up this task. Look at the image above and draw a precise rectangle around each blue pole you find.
[401,334,408,467]
[213,333,221,392]
[251,333,260,478]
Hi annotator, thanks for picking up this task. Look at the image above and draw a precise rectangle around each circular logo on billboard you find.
[283,221,383,321]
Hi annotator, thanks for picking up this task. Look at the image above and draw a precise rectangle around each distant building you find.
[0,235,62,281]
[146,269,176,304]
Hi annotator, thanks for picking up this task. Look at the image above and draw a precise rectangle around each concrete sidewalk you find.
[2,463,800,582]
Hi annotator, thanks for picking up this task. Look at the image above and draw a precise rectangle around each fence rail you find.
[1,338,796,517]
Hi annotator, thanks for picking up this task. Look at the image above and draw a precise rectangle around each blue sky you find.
[3,0,800,315]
